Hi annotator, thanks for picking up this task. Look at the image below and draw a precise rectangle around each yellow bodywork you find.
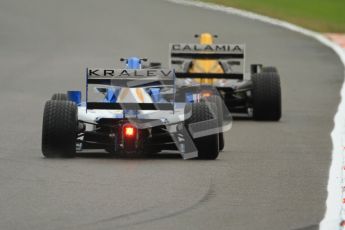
[189,33,224,85]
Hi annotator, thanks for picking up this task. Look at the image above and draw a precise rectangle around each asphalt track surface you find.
[0,1,344,230]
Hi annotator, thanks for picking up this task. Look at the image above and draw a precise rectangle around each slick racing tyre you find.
[185,102,220,160]
[219,133,224,152]
[51,93,68,101]
[42,100,78,158]
[251,72,281,121]
[262,66,278,74]
[206,95,225,151]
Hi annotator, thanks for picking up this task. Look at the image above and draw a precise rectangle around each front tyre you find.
[42,100,78,158]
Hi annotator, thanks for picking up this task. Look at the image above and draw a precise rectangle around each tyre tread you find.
[252,72,281,121]
[42,100,77,158]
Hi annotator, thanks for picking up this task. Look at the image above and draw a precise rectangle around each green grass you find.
[200,0,345,32]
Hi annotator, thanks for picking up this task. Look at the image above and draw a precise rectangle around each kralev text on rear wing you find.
[86,68,176,111]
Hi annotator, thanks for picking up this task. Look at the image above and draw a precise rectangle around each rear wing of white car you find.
[86,68,175,111]
[170,43,245,80]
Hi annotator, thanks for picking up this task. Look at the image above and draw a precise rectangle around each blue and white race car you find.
[41,57,231,160]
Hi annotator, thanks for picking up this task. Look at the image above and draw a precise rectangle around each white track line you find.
[166,0,345,229]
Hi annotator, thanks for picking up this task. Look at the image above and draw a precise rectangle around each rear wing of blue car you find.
[86,68,175,111]
[170,43,245,80]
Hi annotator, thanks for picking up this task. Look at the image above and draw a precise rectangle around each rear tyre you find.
[51,93,68,101]
[219,133,224,151]
[185,102,219,160]
[251,72,281,121]
[262,66,278,74]
[42,100,78,158]
[206,95,224,151]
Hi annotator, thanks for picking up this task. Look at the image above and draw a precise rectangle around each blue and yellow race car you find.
[41,57,231,160]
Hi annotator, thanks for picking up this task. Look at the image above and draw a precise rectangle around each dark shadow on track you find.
[75,152,182,160]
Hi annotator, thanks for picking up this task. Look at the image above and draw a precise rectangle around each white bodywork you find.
[78,86,189,130]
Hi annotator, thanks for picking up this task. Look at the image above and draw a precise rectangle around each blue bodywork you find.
[127,57,141,69]
[67,91,82,105]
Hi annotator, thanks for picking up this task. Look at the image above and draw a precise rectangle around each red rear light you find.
[125,127,134,136]
[123,124,136,138]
